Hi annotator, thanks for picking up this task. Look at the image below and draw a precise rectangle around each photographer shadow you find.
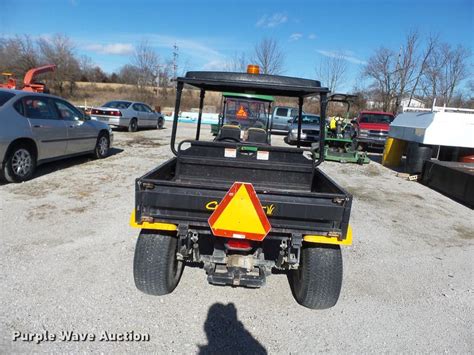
[198,303,267,355]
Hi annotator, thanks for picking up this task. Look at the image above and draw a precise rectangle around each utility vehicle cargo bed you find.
[135,141,352,238]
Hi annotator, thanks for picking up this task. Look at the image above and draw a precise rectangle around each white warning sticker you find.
[257,151,269,160]
[224,148,237,158]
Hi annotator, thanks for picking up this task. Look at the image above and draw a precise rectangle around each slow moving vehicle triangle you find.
[208,182,271,241]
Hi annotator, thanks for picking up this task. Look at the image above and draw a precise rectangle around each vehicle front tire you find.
[133,230,184,296]
[93,133,110,159]
[128,118,138,132]
[288,244,342,309]
[2,144,37,183]
[157,117,164,129]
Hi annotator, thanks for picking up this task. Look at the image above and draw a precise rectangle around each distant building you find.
[400,97,425,108]
[366,97,426,110]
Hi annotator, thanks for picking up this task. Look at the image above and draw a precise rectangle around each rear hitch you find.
[288,234,302,269]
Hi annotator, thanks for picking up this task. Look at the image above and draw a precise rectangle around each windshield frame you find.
[222,97,271,130]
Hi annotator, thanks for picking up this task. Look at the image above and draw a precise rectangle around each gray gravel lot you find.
[1,123,472,353]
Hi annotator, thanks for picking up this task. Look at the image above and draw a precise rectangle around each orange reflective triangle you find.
[208,182,271,241]
[236,105,248,119]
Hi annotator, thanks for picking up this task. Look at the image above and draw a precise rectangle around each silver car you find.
[90,100,164,132]
[284,114,321,145]
[0,89,113,182]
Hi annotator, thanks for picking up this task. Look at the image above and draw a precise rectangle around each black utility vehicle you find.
[131,67,353,309]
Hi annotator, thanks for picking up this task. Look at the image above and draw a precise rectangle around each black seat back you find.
[247,128,268,144]
[218,125,241,141]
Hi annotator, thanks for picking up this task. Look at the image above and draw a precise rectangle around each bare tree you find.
[392,30,420,110]
[316,52,347,92]
[422,42,471,105]
[363,47,398,111]
[441,44,471,105]
[37,34,80,96]
[78,55,94,81]
[118,64,141,85]
[0,35,39,78]
[132,41,161,90]
[225,51,248,72]
[407,34,438,106]
[251,38,285,74]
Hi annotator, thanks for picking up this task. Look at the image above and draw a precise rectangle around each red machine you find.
[0,64,56,93]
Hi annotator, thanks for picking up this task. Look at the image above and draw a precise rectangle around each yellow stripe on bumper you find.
[129,210,178,231]
[304,225,353,246]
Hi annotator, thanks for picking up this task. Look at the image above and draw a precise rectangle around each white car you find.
[0,89,113,182]
[90,100,165,132]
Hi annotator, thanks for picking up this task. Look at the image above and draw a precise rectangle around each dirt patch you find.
[11,181,62,199]
[364,164,382,177]
[119,136,163,148]
[346,186,384,202]
[66,206,88,214]
[27,203,57,220]
[454,225,473,240]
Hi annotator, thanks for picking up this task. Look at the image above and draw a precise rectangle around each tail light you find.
[91,109,99,114]
[112,110,122,116]
[225,239,253,251]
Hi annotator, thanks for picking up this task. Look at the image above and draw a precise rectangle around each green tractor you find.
[322,93,369,164]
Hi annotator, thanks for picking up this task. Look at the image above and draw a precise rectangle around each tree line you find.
[0,34,177,99]
[1,32,471,110]
[315,31,472,111]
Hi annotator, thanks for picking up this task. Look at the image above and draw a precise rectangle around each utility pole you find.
[172,43,179,80]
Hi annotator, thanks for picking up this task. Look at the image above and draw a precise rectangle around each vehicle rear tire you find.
[93,133,110,159]
[133,230,184,296]
[288,244,342,309]
[2,144,37,183]
[157,117,164,129]
[128,118,138,132]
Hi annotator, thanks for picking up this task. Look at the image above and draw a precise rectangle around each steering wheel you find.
[216,137,240,143]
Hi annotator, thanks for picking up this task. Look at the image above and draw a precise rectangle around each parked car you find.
[90,100,164,132]
[284,114,321,145]
[271,106,305,132]
[353,110,395,149]
[0,89,113,183]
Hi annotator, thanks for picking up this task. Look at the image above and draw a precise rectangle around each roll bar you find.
[170,71,330,167]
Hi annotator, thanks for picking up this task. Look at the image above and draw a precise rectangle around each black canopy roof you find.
[177,71,330,97]
[328,93,358,102]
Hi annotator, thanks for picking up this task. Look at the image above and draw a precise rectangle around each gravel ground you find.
[0,123,472,353]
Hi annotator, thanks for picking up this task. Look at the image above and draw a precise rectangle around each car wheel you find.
[157,117,164,129]
[93,133,110,159]
[133,230,184,296]
[128,118,138,132]
[288,244,342,309]
[3,144,37,183]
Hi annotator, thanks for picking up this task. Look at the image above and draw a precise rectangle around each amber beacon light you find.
[247,64,260,74]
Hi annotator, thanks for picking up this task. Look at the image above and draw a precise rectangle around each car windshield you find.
[0,91,16,106]
[103,101,131,109]
[360,114,393,124]
[293,115,320,124]
[224,98,270,129]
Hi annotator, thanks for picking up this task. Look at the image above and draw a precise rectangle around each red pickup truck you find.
[353,110,395,149]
